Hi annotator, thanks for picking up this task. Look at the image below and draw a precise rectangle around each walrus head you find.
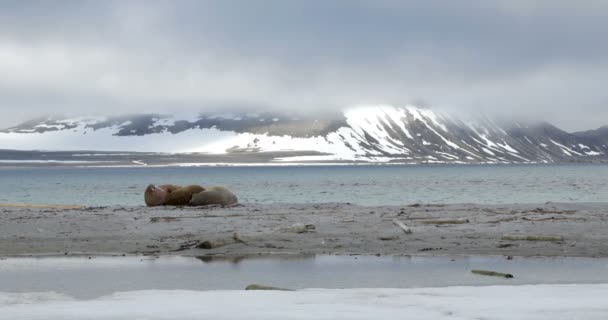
[144,184,168,206]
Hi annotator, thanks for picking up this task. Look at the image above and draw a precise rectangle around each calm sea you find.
[0,164,607,206]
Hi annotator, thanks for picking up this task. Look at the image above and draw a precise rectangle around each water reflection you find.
[1,255,607,299]
[195,254,315,264]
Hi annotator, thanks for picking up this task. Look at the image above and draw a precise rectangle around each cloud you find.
[0,0,607,131]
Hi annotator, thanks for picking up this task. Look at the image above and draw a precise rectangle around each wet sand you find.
[1,202,607,257]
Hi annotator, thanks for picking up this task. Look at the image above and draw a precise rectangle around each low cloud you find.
[1,0,607,131]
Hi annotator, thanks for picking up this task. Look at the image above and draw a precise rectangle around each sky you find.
[0,0,607,131]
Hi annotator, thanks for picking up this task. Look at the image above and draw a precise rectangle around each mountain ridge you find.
[1,106,607,164]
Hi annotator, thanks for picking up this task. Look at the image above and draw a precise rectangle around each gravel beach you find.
[1,202,607,257]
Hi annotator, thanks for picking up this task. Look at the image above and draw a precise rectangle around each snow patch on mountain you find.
[1,105,606,163]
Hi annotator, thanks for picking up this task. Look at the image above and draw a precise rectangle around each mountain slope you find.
[1,106,606,163]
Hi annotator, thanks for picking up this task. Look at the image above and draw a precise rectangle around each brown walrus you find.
[144,184,179,206]
[145,184,205,206]
[189,186,238,206]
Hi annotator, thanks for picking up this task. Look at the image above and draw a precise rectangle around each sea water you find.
[0,164,607,206]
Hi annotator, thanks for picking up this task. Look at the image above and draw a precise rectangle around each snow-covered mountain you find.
[1,105,607,164]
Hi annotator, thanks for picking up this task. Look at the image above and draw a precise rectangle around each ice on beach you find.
[1,284,607,320]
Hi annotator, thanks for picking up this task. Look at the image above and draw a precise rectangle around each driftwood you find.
[378,235,400,241]
[172,240,201,251]
[419,247,443,252]
[392,219,412,234]
[501,235,564,241]
[150,216,182,223]
[245,284,295,291]
[195,232,247,249]
[420,218,469,225]
[472,269,514,279]
[497,243,517,248]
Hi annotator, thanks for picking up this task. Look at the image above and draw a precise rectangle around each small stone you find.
[288,223,307,233]
[287,223,315,233]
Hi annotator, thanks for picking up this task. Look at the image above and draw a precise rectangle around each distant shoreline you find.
[1,160,606,169]
[1,148,607,168]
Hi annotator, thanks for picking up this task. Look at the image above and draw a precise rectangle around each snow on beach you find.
[1,284,607,319]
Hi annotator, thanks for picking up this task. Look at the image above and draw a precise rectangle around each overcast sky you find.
[1,0,607,131]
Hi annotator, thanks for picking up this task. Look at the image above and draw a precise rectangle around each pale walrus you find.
[145,184,205,206]
[189,186,238,206]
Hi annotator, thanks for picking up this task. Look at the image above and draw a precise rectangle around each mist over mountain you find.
[2,2,608,132]
[1,105,607,164]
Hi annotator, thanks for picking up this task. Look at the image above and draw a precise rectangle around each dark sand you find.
[1,202,606,257]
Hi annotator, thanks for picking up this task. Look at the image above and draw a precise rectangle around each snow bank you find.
[1,284,606,320]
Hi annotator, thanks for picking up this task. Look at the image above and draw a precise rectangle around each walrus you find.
[189,186,238,206]
[145,184,205,206]
[144,184,179,206]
